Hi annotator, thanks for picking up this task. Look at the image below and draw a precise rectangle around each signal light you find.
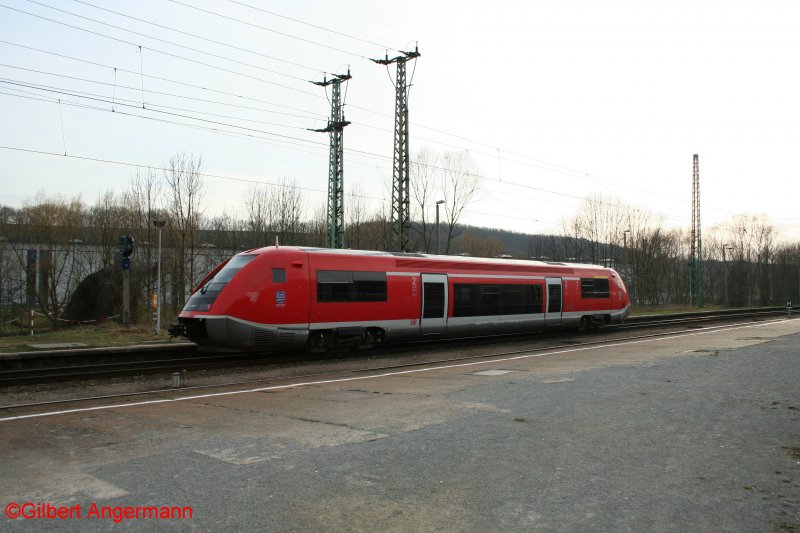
[118,235,135,258]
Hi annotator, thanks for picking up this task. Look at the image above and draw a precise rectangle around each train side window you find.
[317,270,353,302]
[480,285,500,315]
[353,271,387,302]
[272,268,286,283]
[531,285,543,313]
[317,270,387,302]
[453,283,543,317]
[581,278,610,298]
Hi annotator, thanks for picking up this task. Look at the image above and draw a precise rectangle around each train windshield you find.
[183,254,257,312]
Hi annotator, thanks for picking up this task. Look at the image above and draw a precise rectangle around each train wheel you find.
[308,331,327,353]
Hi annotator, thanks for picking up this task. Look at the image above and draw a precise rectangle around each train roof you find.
[249,246,614,274]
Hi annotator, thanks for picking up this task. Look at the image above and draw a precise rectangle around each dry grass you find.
[0,322,169,353]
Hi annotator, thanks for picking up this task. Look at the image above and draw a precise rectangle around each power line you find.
[0,89,331,157]
[71,0,323,74]
[0,36,630,202]
[2,3,322,97]
[0,81,320,140]
[0,144,382,201]
[0,82,696,226]
[0,62,326,120]
[22,0,316,81]
[0,86,393,175]
[0,41,326,113]
[227,0,401,54]
[8,5,744,217]
[0,78,313,131]
[168,0,374,61]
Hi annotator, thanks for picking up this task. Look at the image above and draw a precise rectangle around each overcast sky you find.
[1,0,798,241]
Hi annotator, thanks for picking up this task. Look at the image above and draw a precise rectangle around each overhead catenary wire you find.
[1,76,698,226]
[6,3,760,222]
[0,8,739,227]
[167,0,375,61]
[0,3,324,97]
[71,0,324,74]
[0,62,327,120]
[0,144,382,201]
[22,0,320,82]
[0,38,653,205]
[0,42,328,115]
[0,86,323,150]
[0,78,317,131]
[1,85,695,227]
[227,0,402,54]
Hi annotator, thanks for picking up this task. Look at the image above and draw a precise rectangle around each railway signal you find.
[118,235,134,326]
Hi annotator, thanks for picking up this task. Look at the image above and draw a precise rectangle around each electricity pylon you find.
[372,46,420,252]
[690,153,704,306]
[310,71,351,249]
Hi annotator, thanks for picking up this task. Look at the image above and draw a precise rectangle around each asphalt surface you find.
[1,318,799,532]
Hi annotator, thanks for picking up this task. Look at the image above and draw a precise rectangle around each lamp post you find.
[622,229,631,267]
[622,229,631,303]
[722,244,734,307]
[435,200,445,255]
[153,220,166,335]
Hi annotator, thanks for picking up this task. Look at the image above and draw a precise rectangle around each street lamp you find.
[722,244,734,306]
[435,200,445,255]
[153,220,166,335]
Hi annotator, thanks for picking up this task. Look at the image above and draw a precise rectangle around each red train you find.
[173,246,631,351]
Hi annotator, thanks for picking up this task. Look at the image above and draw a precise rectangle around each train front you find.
[171,247,310,351]
[609,268,632,323]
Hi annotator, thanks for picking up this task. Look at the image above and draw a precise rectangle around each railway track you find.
[0,306,792,388]
[0,310,794,418]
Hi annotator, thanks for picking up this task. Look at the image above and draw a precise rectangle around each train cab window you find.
[581,278,611,298]
[272,268,286,284]
[317,270,387,302]
[183,254,256,311]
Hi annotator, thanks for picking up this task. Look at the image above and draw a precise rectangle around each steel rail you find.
[0,307,791,388]
[0,310,792,414]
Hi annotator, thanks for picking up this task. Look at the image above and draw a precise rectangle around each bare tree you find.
[164,153,205,309]
[441,150,480,254]
[410,147,441,253]
[272,177,304,245]
[243,184,273,248]
[306,202,328,248]
[90,190,125,267]
[123,167,164,321]
[10,193,87,327]
[346,180,369,250]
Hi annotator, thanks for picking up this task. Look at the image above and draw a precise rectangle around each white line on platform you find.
[0,319,792,423]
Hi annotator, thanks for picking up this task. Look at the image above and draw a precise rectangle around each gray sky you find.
[1,0,798,240]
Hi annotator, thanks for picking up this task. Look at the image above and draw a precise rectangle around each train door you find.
[420,274,448,334]
[545,277,562,326]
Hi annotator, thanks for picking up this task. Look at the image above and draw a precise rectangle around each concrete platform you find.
[1,319,799,531]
